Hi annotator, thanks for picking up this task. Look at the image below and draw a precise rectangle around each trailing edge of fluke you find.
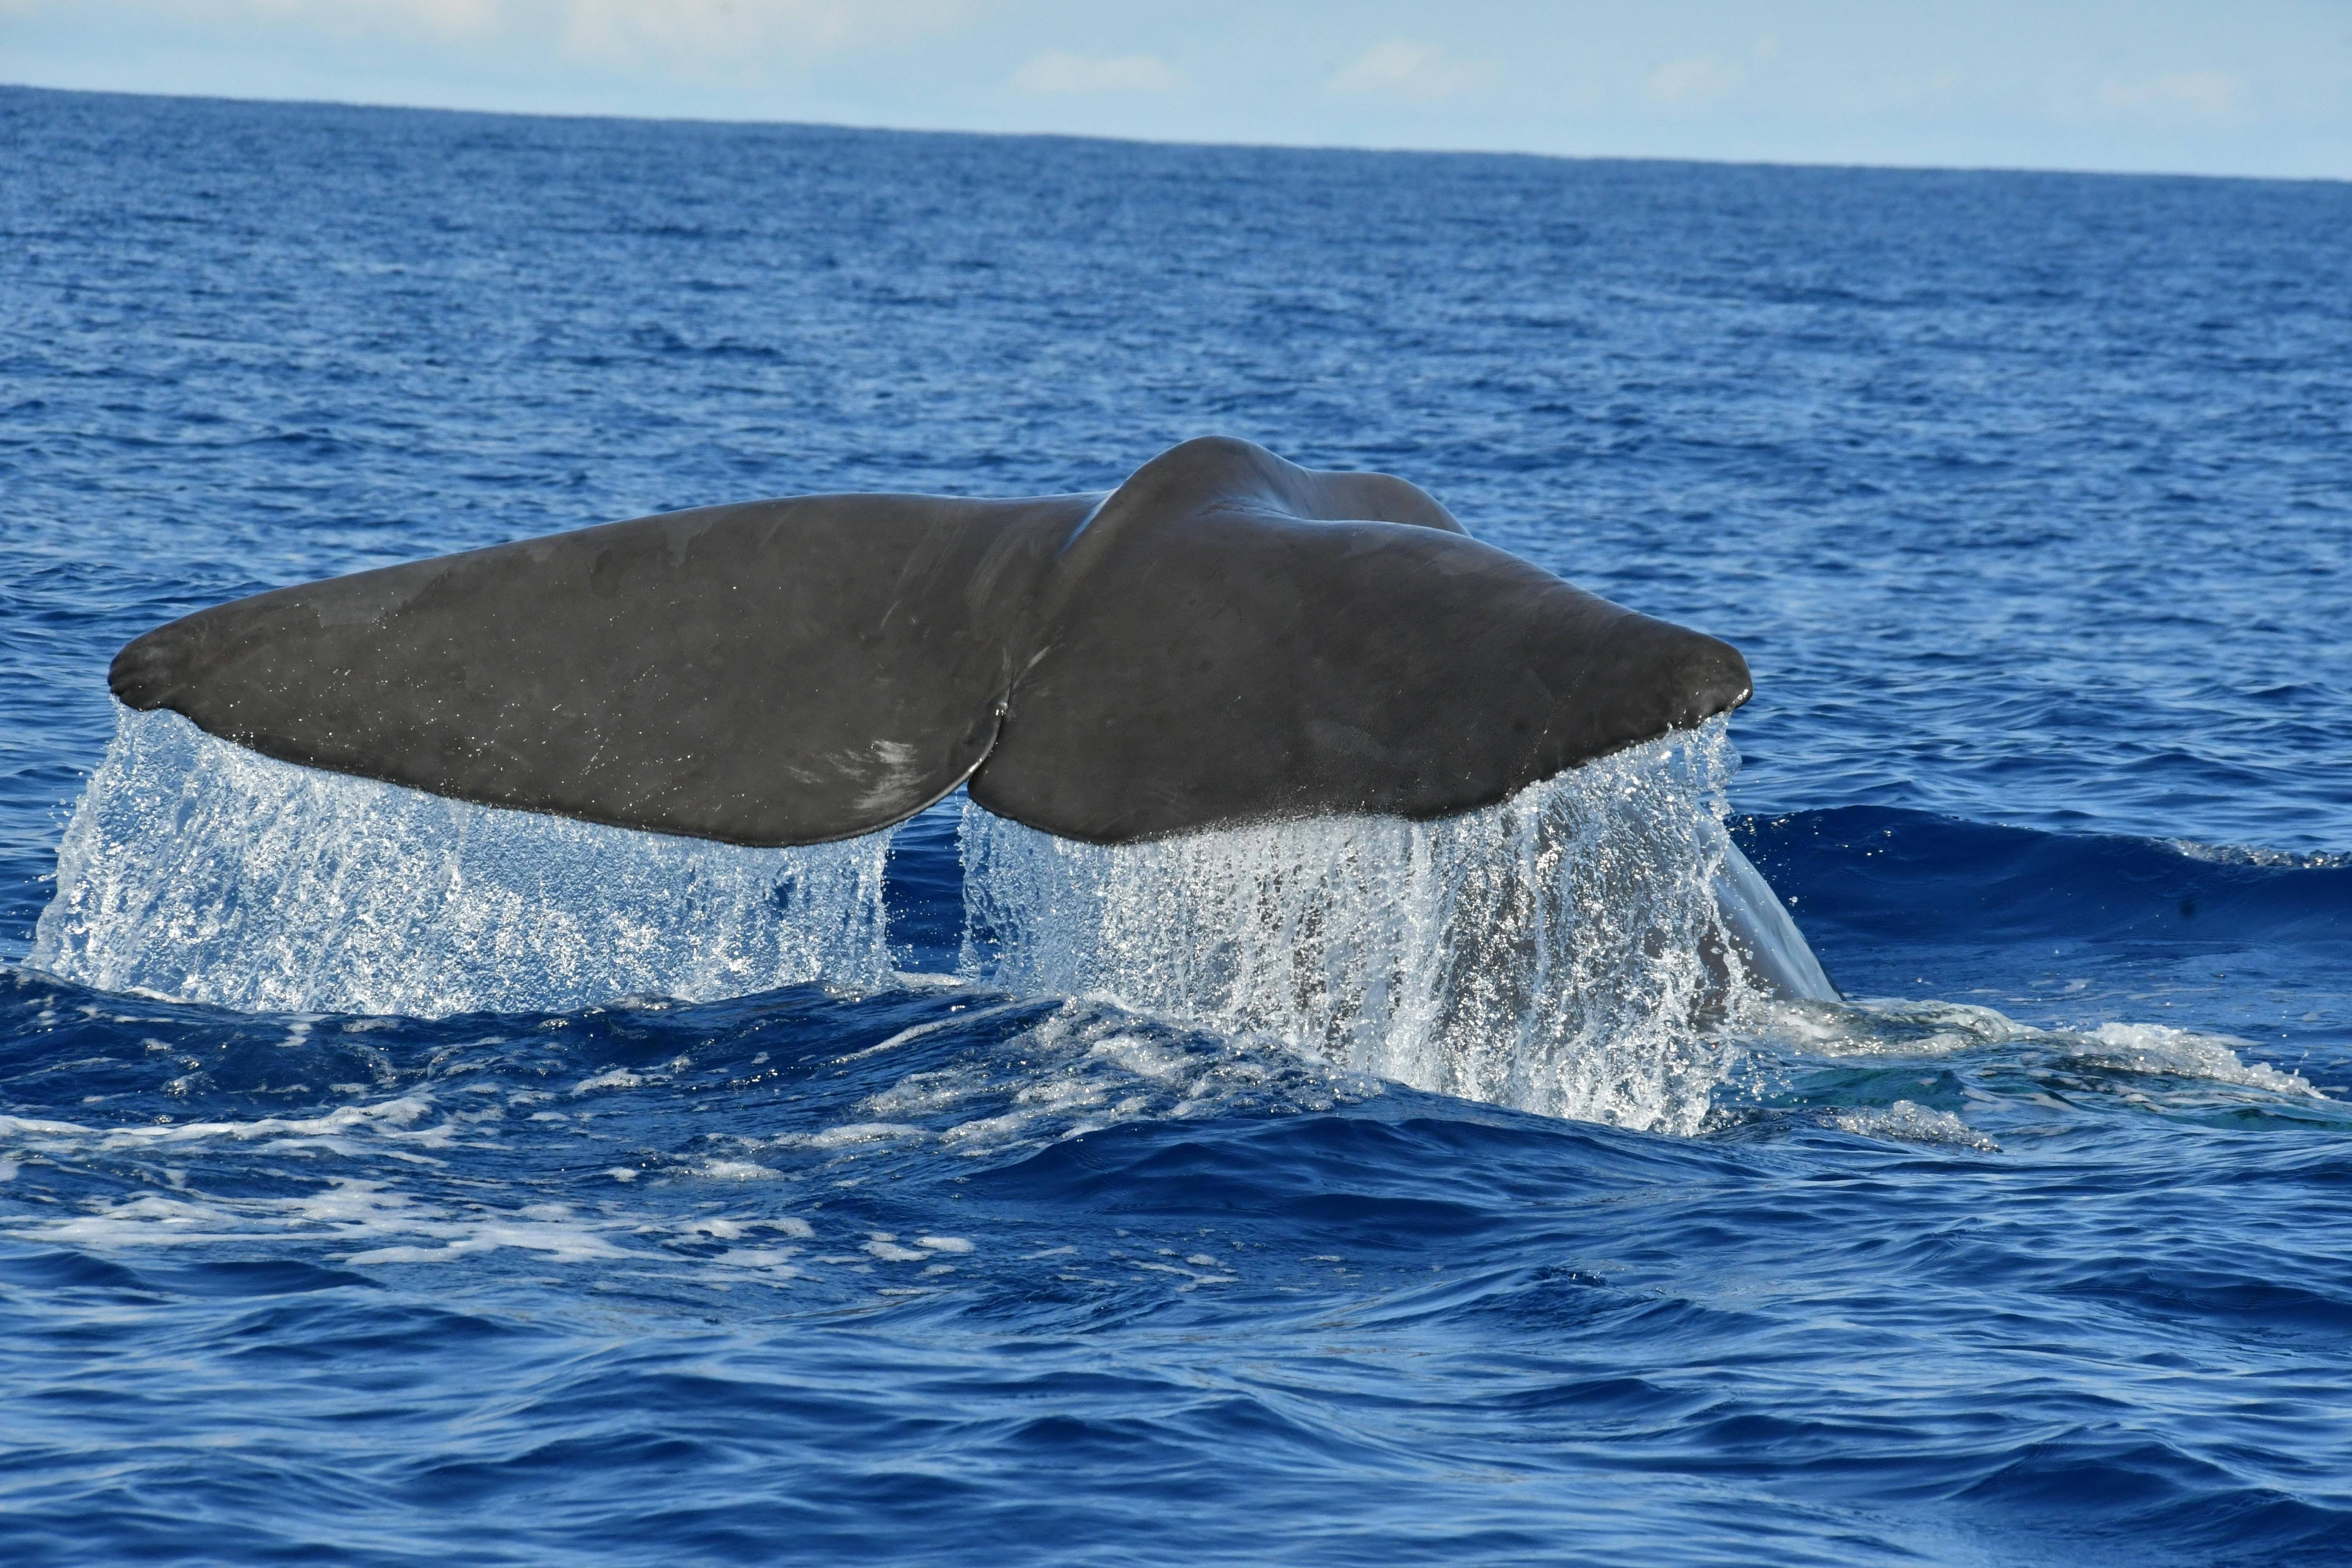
[109,437,1753,847]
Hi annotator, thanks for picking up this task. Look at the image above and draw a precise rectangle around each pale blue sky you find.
[5,1,2348,179]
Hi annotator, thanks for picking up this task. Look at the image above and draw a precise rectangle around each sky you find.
[3,1,2348,180]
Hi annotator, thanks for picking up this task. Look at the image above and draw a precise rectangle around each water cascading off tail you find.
[960,716,1794,1135]
[32,709,1827,1132]
[30,708,895,1017]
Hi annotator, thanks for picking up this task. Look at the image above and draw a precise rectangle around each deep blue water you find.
[4,84,2352,1565]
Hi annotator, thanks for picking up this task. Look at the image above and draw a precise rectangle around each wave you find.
[1750,996,2324,1094]
[1739,805,2352,952]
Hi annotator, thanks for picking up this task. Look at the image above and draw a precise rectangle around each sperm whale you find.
[109,436,1756,849]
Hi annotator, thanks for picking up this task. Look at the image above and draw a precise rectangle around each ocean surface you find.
[3,85,2350,1565]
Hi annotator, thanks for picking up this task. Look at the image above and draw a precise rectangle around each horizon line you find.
[7,79,2342,190]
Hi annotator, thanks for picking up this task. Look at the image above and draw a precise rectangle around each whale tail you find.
[111,437,1750,848]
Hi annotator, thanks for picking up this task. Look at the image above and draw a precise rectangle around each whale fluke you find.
[109,437,1751,847]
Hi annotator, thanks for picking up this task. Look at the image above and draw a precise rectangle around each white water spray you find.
[33,708,1821,1132]
[960,719,1767,1133]
[30,708,894,1016]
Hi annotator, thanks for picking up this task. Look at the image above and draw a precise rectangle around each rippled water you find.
[3,85,2350,1566]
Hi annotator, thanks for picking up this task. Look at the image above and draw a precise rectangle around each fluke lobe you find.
[110,437,1753,847]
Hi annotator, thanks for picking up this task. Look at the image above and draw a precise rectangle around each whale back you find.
[110,438,1751,847]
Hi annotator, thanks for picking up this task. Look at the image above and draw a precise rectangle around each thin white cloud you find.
[1644,35,1777,111]
[1645,54,1743,109]
[3,0,966,74]
[114,0,504,42]
[559,0,963,77]
[2097,71,2244,118]
[1009,50,1184,97]
[1862,68,1963,109]
[287,0,499,40]
[1327,41,1495,106]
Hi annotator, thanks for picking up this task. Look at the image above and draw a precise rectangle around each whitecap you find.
[2077,1022,2320,1097]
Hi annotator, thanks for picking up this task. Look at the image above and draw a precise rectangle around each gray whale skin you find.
[110,437,1755,850]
